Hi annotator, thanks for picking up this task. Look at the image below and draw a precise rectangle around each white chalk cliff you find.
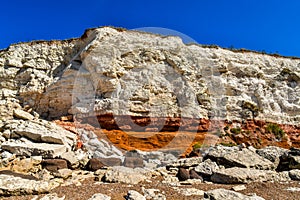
[0,27,299,126]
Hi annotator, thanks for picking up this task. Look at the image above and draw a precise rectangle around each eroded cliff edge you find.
[0,27,299,150]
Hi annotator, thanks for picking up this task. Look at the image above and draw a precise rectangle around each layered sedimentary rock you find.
[0,27,299,151]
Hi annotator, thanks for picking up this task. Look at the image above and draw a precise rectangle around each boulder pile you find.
[0,116,300,199]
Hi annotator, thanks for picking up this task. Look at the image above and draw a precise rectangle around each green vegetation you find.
[244,130,251,135]
[230,127,241,134]
[192,142,202,150]
[266,123,285,140]
[200,44,219,49]
[220,142,236,147]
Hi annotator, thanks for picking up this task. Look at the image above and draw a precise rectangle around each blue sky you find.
[1,0,300,57]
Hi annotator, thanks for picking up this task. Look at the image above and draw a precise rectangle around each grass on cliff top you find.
[199,44,300,60]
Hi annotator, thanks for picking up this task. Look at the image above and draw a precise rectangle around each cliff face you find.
[0,27,299,149]
[0,39,81,120]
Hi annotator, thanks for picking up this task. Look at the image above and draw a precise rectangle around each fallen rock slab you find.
[41,159,68,172]
[189,169,203,180]
[53,169,72,179]
[2,141,67,158]
[2,120,76,148]
[86,158,105,171]
[211,167,290,184]
[167,157,203,168]
[256,146,288,169]
[124,157,144,168]
[205,146,275,170]
[175,187,204,196]
[177,168,190,181]
[13,109,34,120]
[10,156,42,174]
[232,185,247,191]
[194,158,220,177]
[103,166,148,184]
[0,174,59,196]
[204,188,265,200]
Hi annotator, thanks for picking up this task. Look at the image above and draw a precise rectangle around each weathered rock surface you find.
[0,119,78,161]
[194,158,220,177]
[205,146,275,170]
[125,190,146,200]
[288,155,300,169]
[2,141,67,158]
[256,146,289,169]
[189,169,203,180]
[232,185,247,192]
[0,174,59,196]
[125,149,178,169]
[41,159,68,172]
[167,157,203,168]
[53,168,73,179]
[69,27,299,125]
[86,158,105,171]
[124,157,144,168]
[2,119,76,147]
[78,129,124,163]
[175,187,204,196]
[142,188,166,200]
[9,156,42,173]
[0,38,80,121]
[103,166,148,184]
[211,167,290,184]
[204,188,265,200]
[177,168,190,181]
[13,109,34,120]
[60,150,88,169]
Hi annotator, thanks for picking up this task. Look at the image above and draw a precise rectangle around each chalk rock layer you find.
[0,27,299,133]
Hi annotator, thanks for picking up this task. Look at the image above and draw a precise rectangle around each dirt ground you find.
[2,177,300,200]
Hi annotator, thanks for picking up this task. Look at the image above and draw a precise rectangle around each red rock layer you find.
[56,115,300,156]
[79,114,210,132]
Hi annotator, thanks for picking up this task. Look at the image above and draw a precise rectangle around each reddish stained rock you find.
[188,150,201,158]
[86,157,122,169]
[86,158,105,171]
[123,157,144,168]
[55,117,300,157]
[189,169,203,180]
[83,114,208,132]
[177,168,190,181]
[42,159,68,172]
[98,157,122,167]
